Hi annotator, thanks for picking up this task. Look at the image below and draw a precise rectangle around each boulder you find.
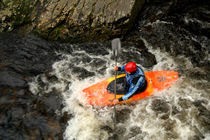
[0,0,145,42]
[36,0,145,42]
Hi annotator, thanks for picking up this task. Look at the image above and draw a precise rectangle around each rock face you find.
[0,0,145,42]
[0,33,71,139]
[125,0,210,70]
[0,0,38,31]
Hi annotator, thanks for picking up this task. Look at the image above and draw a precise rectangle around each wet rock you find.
[78,42,110,56]
[151,99,170,114]
[59,112,73,124]
[117,45,156,69]
[141,21,209,69]
[123,38,157,68]
[140,50,157,68]
[37,0,145,42]
[125,0,210,71]
[9,107,25,121]
[0,95,15,105]
[15,89,25,96]
[0,92,65,139]
[119,48,142,63]
[22,113,61,139]
[0,33,57,76]
[124,38,147,50]
[42,94,63,115]
[0,33,67,139]
[181,6,210,37]
[0,70,26,88]
[0,0,38,32]
[137,1,174,28]
[0,0,145,42]
[32,92,63,116]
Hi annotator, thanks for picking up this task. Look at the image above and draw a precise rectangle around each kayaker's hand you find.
[112,99,119,104]
[114,66,118,71]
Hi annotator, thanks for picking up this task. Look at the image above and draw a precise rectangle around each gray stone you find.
[0,70,26,88]
[0,0,145,42]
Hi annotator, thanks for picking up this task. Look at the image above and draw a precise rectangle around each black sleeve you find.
[118,97,123,102]
[118,67,121,71]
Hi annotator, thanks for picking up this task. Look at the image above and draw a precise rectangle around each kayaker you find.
[112,62,147,104]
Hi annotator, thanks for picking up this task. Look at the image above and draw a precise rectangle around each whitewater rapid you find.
[29,39,209,140]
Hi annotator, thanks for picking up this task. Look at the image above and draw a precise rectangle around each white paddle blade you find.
[112,38,121,57]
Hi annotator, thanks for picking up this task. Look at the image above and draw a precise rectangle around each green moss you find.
[12,0,32,26]
[1,0,38,31]
[35,24,105,43]
[33,29,50,40]
[49,27,64,40]
[2,0,12,6]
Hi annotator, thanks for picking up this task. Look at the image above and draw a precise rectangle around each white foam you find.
[145,19,173,27]
[28,43,209,140]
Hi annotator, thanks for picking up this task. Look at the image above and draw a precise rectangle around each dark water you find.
[0,33,66,139]
[0,1,210,140]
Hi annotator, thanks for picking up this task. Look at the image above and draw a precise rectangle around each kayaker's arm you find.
[118,76,145,101]
[116,65,125,72]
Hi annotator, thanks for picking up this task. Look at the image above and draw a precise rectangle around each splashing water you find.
[28,39,209,140]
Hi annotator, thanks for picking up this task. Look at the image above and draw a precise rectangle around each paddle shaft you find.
[113,56,117,129]
[114,55,117,99]
[111,38,121,135]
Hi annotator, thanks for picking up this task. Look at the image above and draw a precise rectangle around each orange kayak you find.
[82,71,179,106]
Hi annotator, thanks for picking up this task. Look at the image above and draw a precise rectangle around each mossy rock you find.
[0,0,38,31]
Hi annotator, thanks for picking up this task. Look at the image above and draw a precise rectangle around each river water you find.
[0,1,209,140]
[28,37,209,140]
